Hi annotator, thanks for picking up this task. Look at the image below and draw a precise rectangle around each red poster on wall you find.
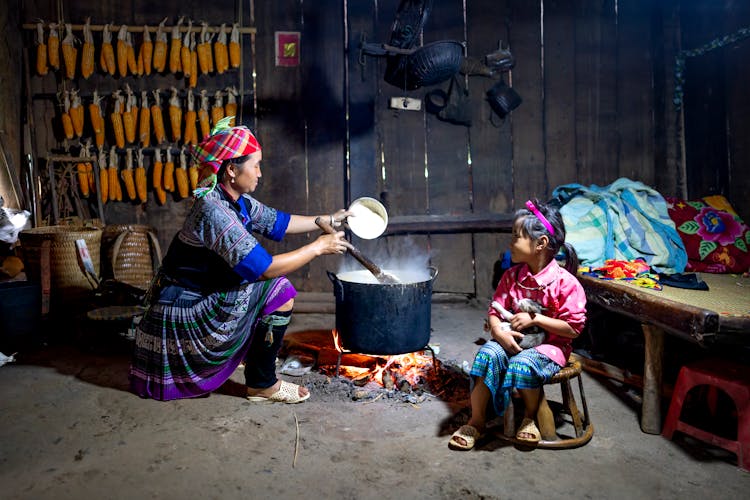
[275,31,301,67]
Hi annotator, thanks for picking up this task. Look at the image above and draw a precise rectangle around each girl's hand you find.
[491,326,524,355]
[509,312,536,333]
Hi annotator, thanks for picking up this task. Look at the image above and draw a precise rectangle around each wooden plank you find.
[544,0,576,192]
[510,0,546,202]
[422,0,473,294]
[574,0,619,186]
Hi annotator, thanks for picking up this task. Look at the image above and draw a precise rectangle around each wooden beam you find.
[385,213,514,235]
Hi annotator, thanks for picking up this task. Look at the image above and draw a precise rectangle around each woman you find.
[129,118,351,403]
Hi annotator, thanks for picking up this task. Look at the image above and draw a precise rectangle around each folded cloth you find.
[581,259,662,290]
[658,272,709,291]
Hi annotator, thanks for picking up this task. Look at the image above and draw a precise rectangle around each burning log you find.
[381,371,394,390]
[393,372,412,393]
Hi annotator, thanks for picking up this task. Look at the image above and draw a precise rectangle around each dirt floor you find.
[1,294,749,499]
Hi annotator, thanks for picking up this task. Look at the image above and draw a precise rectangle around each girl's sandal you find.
[448,425,483,451]
[516,417,541,444]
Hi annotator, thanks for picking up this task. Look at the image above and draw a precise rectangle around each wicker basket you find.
[100,224,162,291]
[18,225,102,310]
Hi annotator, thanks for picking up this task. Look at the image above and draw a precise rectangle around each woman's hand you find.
[329,209,352,228]
[314,231,352,255]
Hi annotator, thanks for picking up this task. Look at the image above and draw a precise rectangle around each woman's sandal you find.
[516,417,541,444]
[448,425,483,451]
[246,380,310,404]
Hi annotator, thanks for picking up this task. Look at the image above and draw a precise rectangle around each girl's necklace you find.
[515,268,557,291]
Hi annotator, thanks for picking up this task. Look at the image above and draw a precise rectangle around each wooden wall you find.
[6,0,750,297]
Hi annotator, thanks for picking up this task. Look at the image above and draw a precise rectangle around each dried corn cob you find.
[110,91,125,148]
[84,140,96,195]
[76,146,90,198]
[183,89,197,145]
[163,148,175,192]
[69,90,85,138]
[127,32,139,76]
[123,86,137,144]
[198,90,211,140]
[168,87,182,143]
[101,24,116,75]
[116,24,129,77]
[153,18,168,73]
[180,20,192,79]
[197,23,214,74]
[211,90,224,128]
[214,24,229,74]
[169,17,184,74]
[188,159,199,192]
[121,149,136,201]
[229,23,240,69]
[135,149,148,203]
[48,23,60,70]
[139,91,151,147]
[61,24,78,79]
[89,91,106,148]
[60,91,74,140]
[188,31,198,88]
[224,87,237,126]
[139,25,153,75]
[151,89,166,144]
[176,147,189,198]
[98,148,108,204]
[36,22,48,76]
[81,18,95,79]
[153,149,166,204]
[108,146,120,201]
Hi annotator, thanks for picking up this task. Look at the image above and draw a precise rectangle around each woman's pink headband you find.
[525,200,555,235]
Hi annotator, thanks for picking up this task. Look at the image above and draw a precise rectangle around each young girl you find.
[449,199,587,450]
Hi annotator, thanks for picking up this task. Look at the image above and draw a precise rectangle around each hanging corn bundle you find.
[81,18,95,79]
[168,87,182,143]
[188,31,198,89]
[121,148,137,201]
[151,89,166,144]
[139,25,153,75]
[180,20,192,79]
[76,146,90,198]
[224,87,237,126]
[229,23,241,69]
[48,23,60,70]
[89,90,106,148]
[110,90,126,149]
[61,24,78,79]
[100,24,116,75]
[60,90,74,140]
[139,90,151,147]
[152,149,166,205]
[108,145,122,202]
[123,85,138,144]
[116,24,129,77]
[169,16,184,74]
[176,147,190,199]
[188,153,199,192]
[198,90,211,140]
[214,23,229,74]
[98,147,108,204]
[135,148,148,203]
[69,89,85,138]
[163,148,175,193]
[85,140,96,195]
[183,89,198,146]
[211,90,224,128]
[152,18,168,73]
[36,22,48,76]
[197,22,214,75]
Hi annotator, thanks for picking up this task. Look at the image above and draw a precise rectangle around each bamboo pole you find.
[22,23,256,34]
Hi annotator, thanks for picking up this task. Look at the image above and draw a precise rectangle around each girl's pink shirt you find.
[489,260,587,366]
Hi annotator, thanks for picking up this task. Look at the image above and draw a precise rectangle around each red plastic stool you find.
[662,358,750,471]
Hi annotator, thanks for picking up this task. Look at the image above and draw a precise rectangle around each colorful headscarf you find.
[189,116,262,197]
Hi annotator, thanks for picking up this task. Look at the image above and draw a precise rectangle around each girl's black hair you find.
[513,198,579,274]
[217,154,251,179]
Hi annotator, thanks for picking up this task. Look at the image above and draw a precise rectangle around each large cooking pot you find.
[327,267,437,355]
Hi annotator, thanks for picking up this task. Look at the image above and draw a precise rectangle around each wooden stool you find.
[501,359,594,449]
[662,358,750,472]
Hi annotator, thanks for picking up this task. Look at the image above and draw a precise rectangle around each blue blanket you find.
[552,178,687,274]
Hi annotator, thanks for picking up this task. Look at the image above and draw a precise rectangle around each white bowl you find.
[347,197,388,239]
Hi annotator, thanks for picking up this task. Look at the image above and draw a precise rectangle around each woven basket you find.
[100,224,162,291]
[18,225,102,310]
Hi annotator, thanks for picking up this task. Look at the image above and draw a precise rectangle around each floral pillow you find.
[665,195,750,273]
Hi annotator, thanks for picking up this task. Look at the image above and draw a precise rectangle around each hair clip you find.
[525,200,555,235]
